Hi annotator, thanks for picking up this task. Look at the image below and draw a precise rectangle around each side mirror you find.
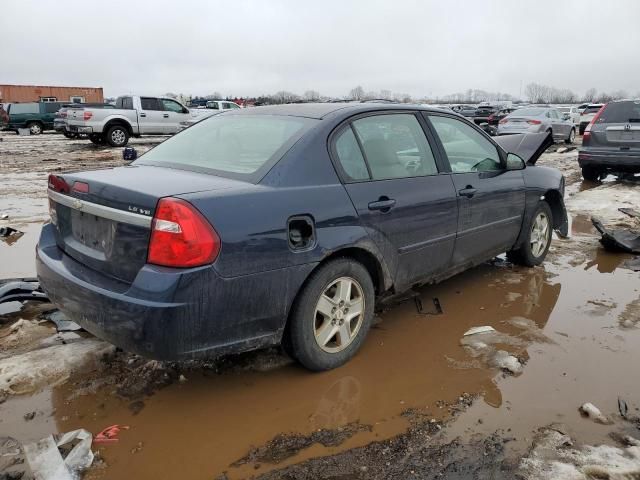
[506,153,526,171]
[123,147,138,161]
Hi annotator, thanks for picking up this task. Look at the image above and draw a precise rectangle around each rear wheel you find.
[286,258,374,371]
[89,134,105,145]
[27,122,43,135]
[581,166,602,182]
[507,202,553,267]
[105,125,129,147]
[565,128,576,144]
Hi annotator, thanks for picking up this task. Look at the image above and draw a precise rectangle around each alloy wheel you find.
[314,276,365,353]
[530,212,550,258]
[111,129,126,145]
[30,124,42,135]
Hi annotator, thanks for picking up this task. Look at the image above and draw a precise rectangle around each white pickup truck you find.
[65,95,192,147]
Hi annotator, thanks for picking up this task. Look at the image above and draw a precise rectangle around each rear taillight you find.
[83,111,92,121]
[527,120,542,125]
[583,104,606,140]
[48,174,70,193]
[147,198,220,268]
[499,119,508,124]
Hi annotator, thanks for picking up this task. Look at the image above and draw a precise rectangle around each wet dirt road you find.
[1,132,640,479]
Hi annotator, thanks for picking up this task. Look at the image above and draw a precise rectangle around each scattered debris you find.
[23,411,36,421]
[94,424,130,444]
[578,402,613,425]
[620,207,640,219]
[44,310,82,332]
[0,278,48,305]
[463,326,496,336]
[23,429,94,480]
[592,217,640,254]
[619,397,629,418]
[489,350,522,375]
[414,297,443,315]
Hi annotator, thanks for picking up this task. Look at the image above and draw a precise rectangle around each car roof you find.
[228,102,447,119]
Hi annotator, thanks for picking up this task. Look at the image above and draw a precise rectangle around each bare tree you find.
[379,89,392,100]
[349,86,365,100]
[272,91,300,104]
[583,88,597,102]
[303,90,321,102]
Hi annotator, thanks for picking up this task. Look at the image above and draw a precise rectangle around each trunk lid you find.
[49,165,246,283]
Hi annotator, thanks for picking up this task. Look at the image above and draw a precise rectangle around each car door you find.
[549,109,568,139]
[159,98,190,134]
[138,97,165,134]
[333,112,458,288]
[426,114,525,267]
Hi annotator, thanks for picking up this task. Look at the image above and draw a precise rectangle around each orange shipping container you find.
[0,84,104,103]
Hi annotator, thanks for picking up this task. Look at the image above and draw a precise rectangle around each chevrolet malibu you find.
[37,103,567,371]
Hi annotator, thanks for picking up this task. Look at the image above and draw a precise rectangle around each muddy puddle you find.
[1,240,636,479]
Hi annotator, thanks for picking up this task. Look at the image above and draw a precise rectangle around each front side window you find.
[429,115,502,173]
[136,114,315,179]
[161,99,184,113]
[351,114,438,180]
[207,101,220,110]
[334,126,369,181]
[140,97,162,111]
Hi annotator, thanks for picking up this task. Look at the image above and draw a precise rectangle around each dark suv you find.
[579,100,640,181]
[4,102,64,134]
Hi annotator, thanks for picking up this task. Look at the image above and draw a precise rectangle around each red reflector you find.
[83,111,93,121]
[527,120,542,125]
[48,174,70,193]
[72,181,89,193]
[148,198,220,268]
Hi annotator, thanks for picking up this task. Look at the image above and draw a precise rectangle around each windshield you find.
[583,105,603,114]
[596,101,640,123]
[136,114,316,180]
[512,108,545,116]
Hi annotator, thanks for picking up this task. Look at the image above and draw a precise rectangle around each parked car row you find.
[497,107,576,144]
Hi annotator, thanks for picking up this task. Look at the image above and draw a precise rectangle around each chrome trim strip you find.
[48,190,152,228]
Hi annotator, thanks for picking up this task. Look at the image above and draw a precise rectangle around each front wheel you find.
[565,128,576,144]
[286,258,375,371]
[507,202,553,267]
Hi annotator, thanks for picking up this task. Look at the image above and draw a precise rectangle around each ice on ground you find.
[566,183,640,227]
[0,339,113,395]
[579,402,613,425]
[0,319,53,357]
[519,427,640,479]
[489,350,522,374]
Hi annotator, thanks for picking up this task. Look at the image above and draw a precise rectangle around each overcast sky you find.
[4,0,639,99]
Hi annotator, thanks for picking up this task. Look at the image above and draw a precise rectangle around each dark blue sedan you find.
[37,103,567,370]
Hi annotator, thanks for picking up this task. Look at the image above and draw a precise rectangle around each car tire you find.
[565,128,576,144]
[579,124,586,135]
[27,122,43,135]
[507,201,553,267]
[286,258,375,371]
[581,166,601,182]
[105,125,129,147]
[89,134,105,145]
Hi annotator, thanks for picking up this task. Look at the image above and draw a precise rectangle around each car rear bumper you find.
[68,125,93,133]
[36,223,316,360]
[578,149,640,172]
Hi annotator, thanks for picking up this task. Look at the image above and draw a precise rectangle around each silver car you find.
[498,107,576,143]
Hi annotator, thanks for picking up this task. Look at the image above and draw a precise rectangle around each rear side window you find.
[583,105,603,115]
[140,97,163,111]
[429,115,502,173]
[351,114,438,180]
[135,115,315,179]
[596,101,640,123]
[334,127,369,181]
[9,103,39,114]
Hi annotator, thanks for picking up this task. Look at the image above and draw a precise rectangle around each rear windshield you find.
[135,114,316,181]
[512,108,545,116]
[583,105,603,114]
[596,101,640,123]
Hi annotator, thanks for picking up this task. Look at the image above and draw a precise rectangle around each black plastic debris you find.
[619,208,640,219]
[618,397,628,418]
[0,278,48,304]
[0,226,19,237]
[414,297,443,315]
[45,310,82,332]
[591,217,640,254]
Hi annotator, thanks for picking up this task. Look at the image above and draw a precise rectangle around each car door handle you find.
[458,186,477,198]
[163,114,169,118]
[368,197,396,212]
[140,113,146,117]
